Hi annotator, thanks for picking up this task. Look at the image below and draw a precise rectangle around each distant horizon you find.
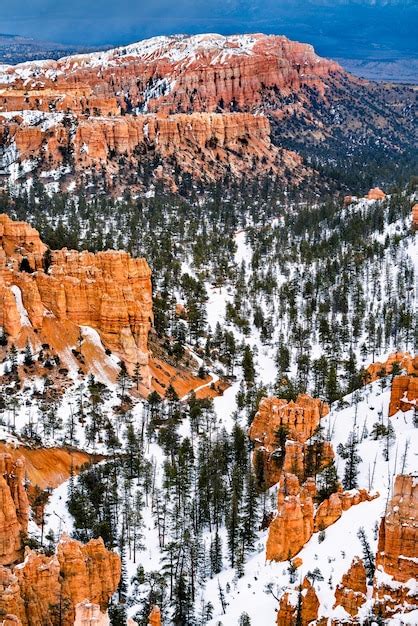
[2,1,417,62]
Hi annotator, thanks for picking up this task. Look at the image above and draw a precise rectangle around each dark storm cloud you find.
[1,0,416,59]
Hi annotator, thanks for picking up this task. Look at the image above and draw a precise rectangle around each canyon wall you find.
[0,214,153,381]
[373,474,418,618]
[0,454,29,566]
[0,534,121,626]
[0,35,341,116]
[389,375,418,417]
[266,473,378,562]
[0,110,303,191]
[249,394,330,487]
[0,33,341,189]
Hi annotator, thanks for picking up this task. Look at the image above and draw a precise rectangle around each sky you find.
[1,0,417,59]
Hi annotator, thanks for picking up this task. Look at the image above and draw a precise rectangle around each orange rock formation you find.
[366,351,418,383]
[366,187,386,200]
[277,577,319,625]
[0,444,101,491]
[373,475,418,618]
[148,605,162,626]
[389,375,418,417]
[266,474,316,561]
[0,453,29,566]
[0,34,343,188]
[334,557,367,617]
[266,473,378,562]
[412,204,418,230]
[0,112,300,188]
[0,534,121,626]
[0,214,153,382]
[314,488,379,532]
[249,394,330,487]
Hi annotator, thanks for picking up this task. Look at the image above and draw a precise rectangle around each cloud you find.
[1,0,416,59]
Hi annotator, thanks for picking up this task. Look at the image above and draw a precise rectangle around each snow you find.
[0,33,271,85]
[10,285,31,327]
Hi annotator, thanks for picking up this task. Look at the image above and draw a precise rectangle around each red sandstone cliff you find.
[334,557,367,617]
[0,35,340,116]
[0,33,343,189]
[373,474,418,618]
[389,375,418,417]
[249,394,330,487]
[266,473,378,562]
[0,453,29,566]
[0,534,121,626]
[0,214,153,382]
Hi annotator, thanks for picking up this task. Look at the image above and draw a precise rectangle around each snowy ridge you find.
[0,33,319,84]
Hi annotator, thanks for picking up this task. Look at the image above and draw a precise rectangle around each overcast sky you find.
[1,0,416,59]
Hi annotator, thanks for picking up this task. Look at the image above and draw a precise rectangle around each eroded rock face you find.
[266,474,315,561]
[389,375,418,417]
[412,204,418,230]
[0,35,340,116]
[0,214,153,382]
[366,187,386,200]
[148,605,162,626]
[249,394,330,487]
[1,112,302,190]
[314,488,378,532]
[74,602,110,626]
[366,351,418,383]
[373,475,418,618]
[334,557,367,617]
[0,34,342,189]
[277,577,319,625]
[266,473,378,562]
[0,534,120,626]
[0,454,29,566]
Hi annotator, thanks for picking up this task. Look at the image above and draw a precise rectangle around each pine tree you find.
[357,527,375,582]
[133,361,143,391]
[241,469,259,553]
[242,344,256,387]
[342,432,361,490]
[317,460,340,501]
[210,529,223,576]
[23,341,34,366]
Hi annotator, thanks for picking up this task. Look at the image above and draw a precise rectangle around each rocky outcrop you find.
[314,488,379,532]
[266,473,378,562]
[74,602,110,626]
[389,375,418,417]
[0,454,29,566]
[249,394,330,488]
[0,35,340,116]
[0,534,120,626]
[148,606,162,626]
[334,557,367,617]
[373,475,418,618]
[412,204,418,230]
[277,577,319,625]
[366,351,418,383]
[0,214,153,382]
[366,187,386,201]
[266,474,315,561]
[0,110,303,191]
[0,33,339,190]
